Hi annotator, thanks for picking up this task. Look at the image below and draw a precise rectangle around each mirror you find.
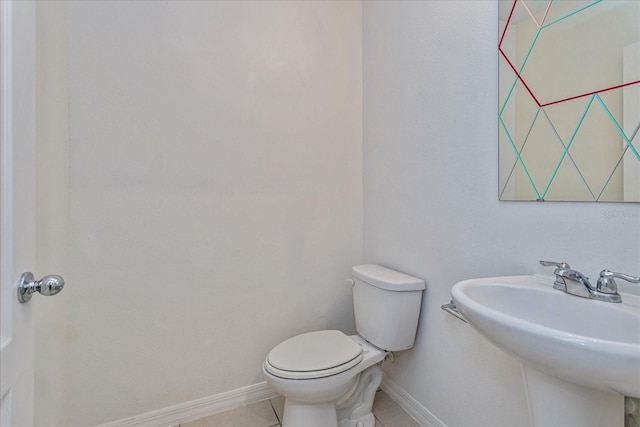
[499,0,640,201]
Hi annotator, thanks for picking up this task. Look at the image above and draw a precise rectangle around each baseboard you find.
[381,376,447,427]
[97,375,439,427]
[97,382,279,427]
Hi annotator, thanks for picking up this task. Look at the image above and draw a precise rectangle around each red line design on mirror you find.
[540,81,640,107]
[499,47,542,107]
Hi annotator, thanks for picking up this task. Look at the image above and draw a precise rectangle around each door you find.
[0,1,37,426]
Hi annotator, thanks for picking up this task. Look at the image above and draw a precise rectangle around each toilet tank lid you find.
[352,264,425,291]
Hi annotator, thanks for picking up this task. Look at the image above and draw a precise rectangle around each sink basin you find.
[451,275,640,398]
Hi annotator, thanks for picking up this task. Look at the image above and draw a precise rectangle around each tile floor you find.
[180,390,420,427]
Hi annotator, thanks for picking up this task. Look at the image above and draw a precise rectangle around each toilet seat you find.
[265,330,363,380]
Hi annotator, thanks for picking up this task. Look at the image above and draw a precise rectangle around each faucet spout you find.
[539,260,594,298]
[554,269,593,298]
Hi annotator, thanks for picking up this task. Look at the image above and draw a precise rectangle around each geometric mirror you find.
[499,0,640,201]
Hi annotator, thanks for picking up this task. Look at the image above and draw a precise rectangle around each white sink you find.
[451,275,640,426]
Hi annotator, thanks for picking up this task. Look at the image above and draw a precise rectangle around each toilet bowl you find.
[263,332,385,427]
[263,265,425,427]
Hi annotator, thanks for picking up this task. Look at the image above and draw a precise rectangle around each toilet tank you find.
[352,264,425,351]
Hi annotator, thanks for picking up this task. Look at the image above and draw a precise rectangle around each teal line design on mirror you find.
[499,116,542,200]
[541,0,602,29]
[595,94,640,162]
[539,108,595,200]
[502,92,640,201]
[541,96,596,200]
[539,94,639,201]
[499,109,542,200]
[598,123,640,200]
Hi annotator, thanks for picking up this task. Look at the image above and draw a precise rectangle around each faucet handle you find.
[596,269,640,294]
[539,260,570,269]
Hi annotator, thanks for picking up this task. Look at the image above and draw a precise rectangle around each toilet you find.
[262,264,425,427]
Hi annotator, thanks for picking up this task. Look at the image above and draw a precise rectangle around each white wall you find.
[363,1,640,426]
[35,1,362,425]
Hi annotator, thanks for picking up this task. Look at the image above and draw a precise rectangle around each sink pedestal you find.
[522,364,624,427]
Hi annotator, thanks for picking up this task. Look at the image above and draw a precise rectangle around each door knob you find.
[17,272,65,303]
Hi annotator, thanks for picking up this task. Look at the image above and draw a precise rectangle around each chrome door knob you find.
[17,272,65,303]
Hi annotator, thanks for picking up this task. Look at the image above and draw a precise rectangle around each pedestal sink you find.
[451,275,640,427]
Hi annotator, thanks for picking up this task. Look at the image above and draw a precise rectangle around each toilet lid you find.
[265,330,363,379]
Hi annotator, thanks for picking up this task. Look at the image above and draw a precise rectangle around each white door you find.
[0,1,37,426]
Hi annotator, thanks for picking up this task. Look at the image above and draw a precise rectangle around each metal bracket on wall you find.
[441,300,467,323]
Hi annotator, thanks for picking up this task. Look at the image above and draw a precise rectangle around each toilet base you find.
[281,364,382,427]
[282,400,338,427]
[338,413,375,427]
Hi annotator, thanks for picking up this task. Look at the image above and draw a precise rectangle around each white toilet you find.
[263,264,425,427]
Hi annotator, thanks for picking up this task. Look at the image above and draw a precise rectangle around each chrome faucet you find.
[595,269,640,303]
[540,261,594,298]
[539,261,640,303]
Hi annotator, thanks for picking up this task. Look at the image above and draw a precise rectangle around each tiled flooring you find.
[180,390,420,427]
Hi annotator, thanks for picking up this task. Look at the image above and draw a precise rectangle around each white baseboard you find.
[97,375,443,427]
[381,376,446,427]
[97,382,279,427]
